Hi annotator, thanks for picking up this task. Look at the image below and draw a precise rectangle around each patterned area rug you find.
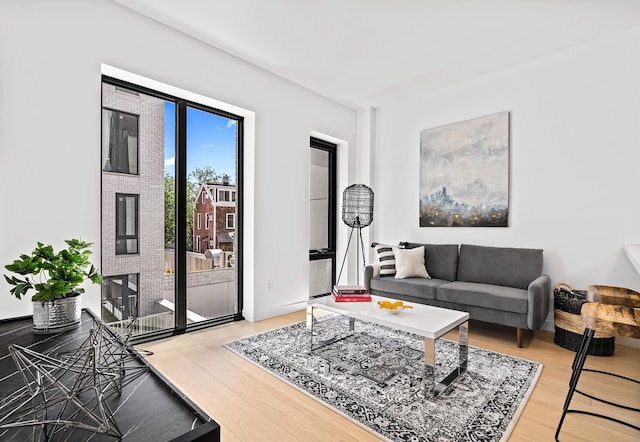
[225,316,542,442]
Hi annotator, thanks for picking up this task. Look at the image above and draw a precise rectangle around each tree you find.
[189,166,222,186]
[164,173,175,248]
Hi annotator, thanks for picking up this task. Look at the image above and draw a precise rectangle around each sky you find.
[164,102,238,183]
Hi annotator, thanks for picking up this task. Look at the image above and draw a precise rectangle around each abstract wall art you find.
[419,111,510,227]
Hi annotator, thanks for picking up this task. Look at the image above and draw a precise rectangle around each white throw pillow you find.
[393,246,430,279]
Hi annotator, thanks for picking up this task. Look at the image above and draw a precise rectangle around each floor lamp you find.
[336,184,374,287]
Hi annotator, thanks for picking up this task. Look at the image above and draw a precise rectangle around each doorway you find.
[309,137,337,298]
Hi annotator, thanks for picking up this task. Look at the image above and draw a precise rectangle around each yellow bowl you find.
[377,300,413,312]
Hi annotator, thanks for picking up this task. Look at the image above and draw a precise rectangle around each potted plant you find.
[4,238,102,334]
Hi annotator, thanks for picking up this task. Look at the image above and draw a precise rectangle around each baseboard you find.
[243,300,308,322]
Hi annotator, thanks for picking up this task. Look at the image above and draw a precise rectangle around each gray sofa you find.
[364,243,551,347]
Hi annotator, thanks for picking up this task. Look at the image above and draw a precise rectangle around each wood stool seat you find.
[580,302,640,339]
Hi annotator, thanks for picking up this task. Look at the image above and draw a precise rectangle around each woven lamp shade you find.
[342,184,374,228]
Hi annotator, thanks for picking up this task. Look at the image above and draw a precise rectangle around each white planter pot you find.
[32,296,81,334]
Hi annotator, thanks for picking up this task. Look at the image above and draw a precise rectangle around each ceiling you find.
[112,0,640,109]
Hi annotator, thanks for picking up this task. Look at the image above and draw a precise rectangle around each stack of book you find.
[331,285,371,302]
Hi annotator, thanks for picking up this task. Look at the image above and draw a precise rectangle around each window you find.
[232,191,236,202]
[102,109,139,174]
[116,194,138,254]
[102,274,139,320]
[205,213,210,229]
[102,74,243,337]
[218,190,231,202]
[226,213,235,230]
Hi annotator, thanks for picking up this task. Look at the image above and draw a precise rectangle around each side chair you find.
[555,285,640,440]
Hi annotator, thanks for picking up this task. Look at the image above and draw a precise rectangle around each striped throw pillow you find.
[374,243,403,277]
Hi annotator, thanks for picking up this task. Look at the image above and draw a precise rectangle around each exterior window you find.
[102,109,139,174]
[201,191,206,204]
[231,191,236,202]
[218,190,230,202]
[102,274,139,320]
[227,213,235,230]
[197,213,202,229]
[205,213,210,229]
[116,194,138,254]
[196,235,201,253]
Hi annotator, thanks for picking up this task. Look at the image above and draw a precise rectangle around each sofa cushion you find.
[374,243,402,277]
[436,281,528,314]
[457,244,543,289]
[394,246,430,279]
[370,276,448,301]
[401,243,459,281]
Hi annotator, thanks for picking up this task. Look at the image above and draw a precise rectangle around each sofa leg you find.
[517,328,524,348]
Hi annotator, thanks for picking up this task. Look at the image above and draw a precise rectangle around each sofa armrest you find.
[527,274,551,330]
[364,263,380,292]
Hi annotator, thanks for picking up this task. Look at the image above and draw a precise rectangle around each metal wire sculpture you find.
[337,184,374,286]
[0,318,148,440]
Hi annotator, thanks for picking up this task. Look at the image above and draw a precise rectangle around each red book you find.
[331,291,371,302]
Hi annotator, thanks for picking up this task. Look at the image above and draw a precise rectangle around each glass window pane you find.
[102,109,138,174]
[187,107,238,322]
[310,149,329,250]
[102,82,175,336]
[101,273,139,321]
[115,194,138,255]
[102,80,241,336]
[309,258,332,297]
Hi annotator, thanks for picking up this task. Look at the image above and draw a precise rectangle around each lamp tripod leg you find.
[336,227,354,286]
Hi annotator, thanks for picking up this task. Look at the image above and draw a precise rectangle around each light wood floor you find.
[143,310,640,441]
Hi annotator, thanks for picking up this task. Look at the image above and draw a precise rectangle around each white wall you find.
[373,26,640,328]
[0,0,356,321]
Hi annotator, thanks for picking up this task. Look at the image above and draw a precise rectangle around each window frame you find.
[101,273,139,320]
[226,213,235,230]
[102,108,140,175]
[115,193,139,255]
[101,74,245,339]
[309,137,337,298]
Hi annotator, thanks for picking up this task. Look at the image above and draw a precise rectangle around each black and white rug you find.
[225,316,542,442]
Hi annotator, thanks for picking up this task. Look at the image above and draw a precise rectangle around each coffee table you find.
[307,295,469,399]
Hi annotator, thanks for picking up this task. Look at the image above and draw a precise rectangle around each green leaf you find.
[5,238,102,302]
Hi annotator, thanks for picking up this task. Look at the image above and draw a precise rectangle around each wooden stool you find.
[555,285,640,440]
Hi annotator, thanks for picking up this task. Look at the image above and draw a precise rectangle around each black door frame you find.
[101,76,244,342]
[309,137,337,297]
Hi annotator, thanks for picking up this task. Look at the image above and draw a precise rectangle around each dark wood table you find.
[0,310,220,441]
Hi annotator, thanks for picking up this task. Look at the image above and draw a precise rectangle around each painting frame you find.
[419,111,510,227]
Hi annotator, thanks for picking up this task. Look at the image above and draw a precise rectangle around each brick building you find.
[101,83,165,321]
[193,175,236,256]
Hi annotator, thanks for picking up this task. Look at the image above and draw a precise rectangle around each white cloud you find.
[164,157,175,167]
[226,120,237,128]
